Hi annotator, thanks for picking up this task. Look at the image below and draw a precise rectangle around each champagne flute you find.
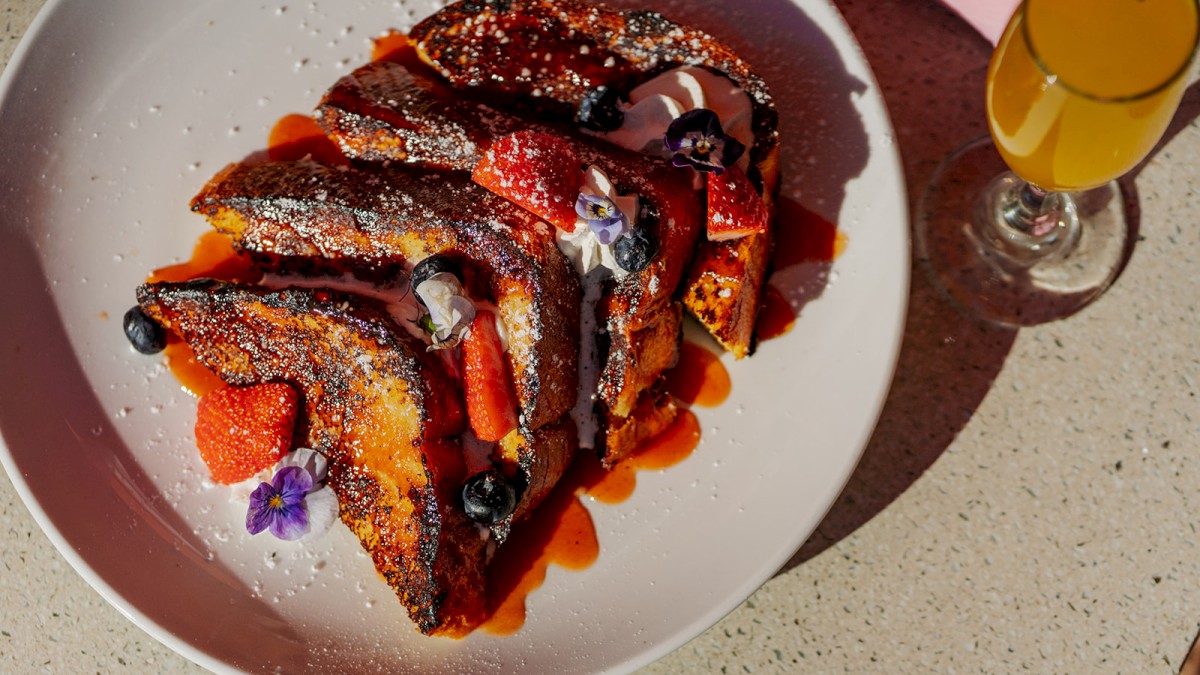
[917,0,1199,326]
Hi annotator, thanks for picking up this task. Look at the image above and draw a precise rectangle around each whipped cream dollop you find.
[556,165,639,277]
[598,66,754,170]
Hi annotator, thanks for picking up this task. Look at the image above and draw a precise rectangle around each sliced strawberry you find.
[460,309,519,442]
[472,130,582,229]
[706,165,769,241]
[195,382,299,484]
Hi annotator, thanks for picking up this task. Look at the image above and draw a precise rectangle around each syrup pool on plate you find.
[151,205,714,632]
[756,197,847,341]
[145,89,843,634]
[148,231,261,398]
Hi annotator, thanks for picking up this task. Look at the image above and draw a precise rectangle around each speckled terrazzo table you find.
[3,0,1199,672]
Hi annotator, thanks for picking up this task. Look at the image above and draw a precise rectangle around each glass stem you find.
[976,173,1080,265]
[1004,183,1059,238]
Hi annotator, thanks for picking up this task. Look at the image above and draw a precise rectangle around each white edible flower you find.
[415,271,476,350]
[556,165,639,277]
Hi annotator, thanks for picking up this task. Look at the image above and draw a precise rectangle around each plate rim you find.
[0,0,910,672]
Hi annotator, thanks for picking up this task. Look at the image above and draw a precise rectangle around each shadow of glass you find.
[782,6,1200,575]
[779,0,1021,572]
[782,282,1015,569]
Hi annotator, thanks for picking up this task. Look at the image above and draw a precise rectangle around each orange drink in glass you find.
[988,0,1198,191]
[917,0,1199,326]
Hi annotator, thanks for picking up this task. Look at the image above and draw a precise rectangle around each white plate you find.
[0,0,907,672]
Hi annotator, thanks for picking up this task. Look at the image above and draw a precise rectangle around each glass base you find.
[916,136,1131,327]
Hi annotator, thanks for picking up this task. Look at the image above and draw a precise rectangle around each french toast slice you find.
[189,159,580,526]
[136,280,485,636]
[682,232,772,358]
[316,59,702,461]
[190,159,579,433]
[600,379,678,469]
[493,417,576,539]
[317,58,523,172]
[410,0,781,357]
[316,60,699,351]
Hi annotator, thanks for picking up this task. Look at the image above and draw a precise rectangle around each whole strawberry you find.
[195,382,299,484]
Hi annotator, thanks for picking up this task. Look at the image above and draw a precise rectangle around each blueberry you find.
[576,86,625,132]
[614,226,659,274]
[637,200,660,229]
[461,469,518,525]
[123,305,167,355]
[409,254,463,294]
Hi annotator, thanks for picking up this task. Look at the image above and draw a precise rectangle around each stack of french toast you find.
[134,0,780,637]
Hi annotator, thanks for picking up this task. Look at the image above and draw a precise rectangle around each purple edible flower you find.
[663,108,745,175]
[576,193,629,245]
[247,465,313,541]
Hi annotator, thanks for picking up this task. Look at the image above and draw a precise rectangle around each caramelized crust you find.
[493,417,577,540]
[682,222,774,359]
[317,59,524,171]
[190,160,583,525]
[601,381,679,468]
[190,159,579,433]
[410,0,781,357]
[317,59,702,421]
[410,0,779,174]
[136,280,484,636]
[597,300,683,424]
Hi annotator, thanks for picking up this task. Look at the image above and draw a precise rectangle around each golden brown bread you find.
[189,159,580,530]
[681,231,773,359]
[315,59,702,461]
[317,58,523,171]
[410,0,781,358]
[190,159,579,433]
[600,380,679,468]
[315,58,699,363]
[136,280,486,636]
[493,417,576,538]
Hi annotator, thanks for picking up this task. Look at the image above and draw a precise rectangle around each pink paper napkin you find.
[940,0,1021,44]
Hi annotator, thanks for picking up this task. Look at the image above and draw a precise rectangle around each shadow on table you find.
[779,0,1018,572]
[780,2,1200,574]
